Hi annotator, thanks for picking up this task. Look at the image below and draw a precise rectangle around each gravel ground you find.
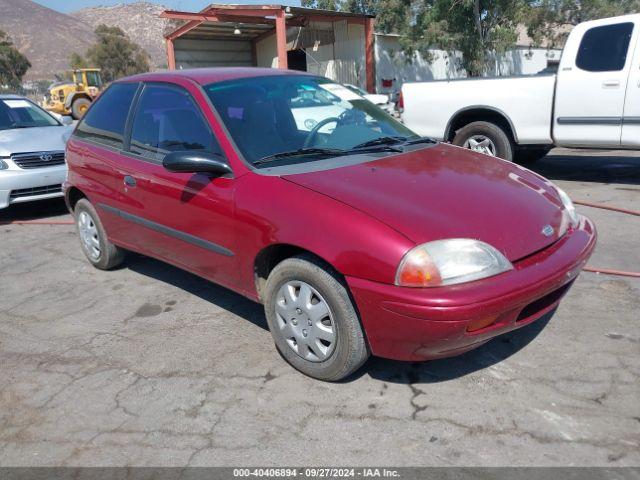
[0,149,638,467]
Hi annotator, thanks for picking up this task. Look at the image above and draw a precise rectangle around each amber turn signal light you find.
[466,314,499,333]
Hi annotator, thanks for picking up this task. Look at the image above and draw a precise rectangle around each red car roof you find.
[119,67,310,86]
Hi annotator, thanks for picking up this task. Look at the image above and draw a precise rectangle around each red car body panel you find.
[283,144,568,262]
[64,69,597,362]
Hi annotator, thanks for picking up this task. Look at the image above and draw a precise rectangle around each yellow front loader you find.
[42,69,103,120]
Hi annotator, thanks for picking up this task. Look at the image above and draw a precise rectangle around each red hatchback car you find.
[64,68,596,380]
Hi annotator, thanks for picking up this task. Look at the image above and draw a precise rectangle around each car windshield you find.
[205,75,416,167]
[0,98,59,130]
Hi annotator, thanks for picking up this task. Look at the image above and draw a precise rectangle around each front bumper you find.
[0,164,67,209]
[347,216,597,361]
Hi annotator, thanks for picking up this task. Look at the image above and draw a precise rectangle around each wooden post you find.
[166,38,176,70]
[365,17,375,93]
[275,10,288,69]
[251,40,258,67]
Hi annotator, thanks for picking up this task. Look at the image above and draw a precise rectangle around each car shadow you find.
[527,149,640,186]
[125,253,268,331]
[125,252,553,384]
[353,311,554,384]
[0,198,70,223]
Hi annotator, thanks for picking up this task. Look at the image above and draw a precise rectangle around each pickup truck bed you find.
[402,74,557,146]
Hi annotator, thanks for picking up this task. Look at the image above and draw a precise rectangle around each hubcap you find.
[274,280,336,362]
[463,135,497,156]
[78,211,101,260]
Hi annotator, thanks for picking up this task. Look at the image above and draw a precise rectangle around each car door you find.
[553,18,636,147]
[622,20,640,147]
[117,81,238,288]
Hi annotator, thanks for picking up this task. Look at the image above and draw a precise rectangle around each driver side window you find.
[129,83,224,163]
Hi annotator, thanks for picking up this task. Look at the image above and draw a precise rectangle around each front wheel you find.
[452,121,513,161]
[263,255,369,381]
[71,98,91,120]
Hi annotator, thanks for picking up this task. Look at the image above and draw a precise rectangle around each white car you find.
[401,13,640,162]
[344,84,392,113]
[0,95,73,209]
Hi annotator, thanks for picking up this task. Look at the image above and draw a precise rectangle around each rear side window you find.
[576,22,634,72]
[74,83,138,149]
[129,83,222,162]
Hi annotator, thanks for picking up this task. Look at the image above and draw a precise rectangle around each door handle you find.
[602,79,620,88]
[123,175,137,187]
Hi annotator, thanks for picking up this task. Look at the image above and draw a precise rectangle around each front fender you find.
[234,174,415,296]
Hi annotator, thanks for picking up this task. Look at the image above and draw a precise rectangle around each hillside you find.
[0,0,96,80]
[72,2,170,69]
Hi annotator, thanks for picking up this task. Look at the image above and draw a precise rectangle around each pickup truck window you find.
[576,22,634,72]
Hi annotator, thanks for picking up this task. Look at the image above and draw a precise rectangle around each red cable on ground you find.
[584,267,640,278]
[574,200,640,217]
[573,200,640,278]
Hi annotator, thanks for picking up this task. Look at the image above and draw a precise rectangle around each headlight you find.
[395,239,513,287]
[556,187,579,228]
[0,158,8,170]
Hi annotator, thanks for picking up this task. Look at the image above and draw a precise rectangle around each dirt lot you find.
[0,149,638,467]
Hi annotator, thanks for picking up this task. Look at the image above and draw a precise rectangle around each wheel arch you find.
[254,243,342,302]
[65,186,87,213]
[445,106,518,144]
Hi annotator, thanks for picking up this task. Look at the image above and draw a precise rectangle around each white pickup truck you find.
[401,14,640,162]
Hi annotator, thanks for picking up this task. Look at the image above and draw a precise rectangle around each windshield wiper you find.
[254,147,347,166]
[352,136,407,149]
[402,136,437,145]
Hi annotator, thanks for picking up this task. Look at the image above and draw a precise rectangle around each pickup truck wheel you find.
[453,121,513,161]
[264,255,369,381]
[74,198,125,270]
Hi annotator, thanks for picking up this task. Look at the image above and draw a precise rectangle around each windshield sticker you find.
[3,100,31,109]
[319,83,362,101]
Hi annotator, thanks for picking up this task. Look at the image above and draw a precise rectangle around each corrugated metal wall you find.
[174,38,253,69]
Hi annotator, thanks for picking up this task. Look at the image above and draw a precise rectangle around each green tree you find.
[72,25,150,82]
[69,52,88,69]
[526,0,640,47]
[302,0,341,10]
[0,30,31,90]
[404,0,524,76]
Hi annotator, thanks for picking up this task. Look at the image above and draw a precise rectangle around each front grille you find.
[11,151,65,169]
[10,184,62,199]
[517,282,573,322]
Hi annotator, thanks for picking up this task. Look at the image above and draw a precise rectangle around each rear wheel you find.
[453,121,513,161]
[71,98,91,120]
[74,198,125,270]
[263,255,369,381]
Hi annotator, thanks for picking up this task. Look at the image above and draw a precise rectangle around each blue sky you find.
[34,0,300,13]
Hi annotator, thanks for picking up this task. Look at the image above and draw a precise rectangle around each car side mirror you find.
[163,151,232,176]
[60,116,74,126]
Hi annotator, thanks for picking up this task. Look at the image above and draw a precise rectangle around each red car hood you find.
[282,144,567,262]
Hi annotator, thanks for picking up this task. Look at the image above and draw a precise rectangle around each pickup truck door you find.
[622,23,640,147]
[553,18,637,147]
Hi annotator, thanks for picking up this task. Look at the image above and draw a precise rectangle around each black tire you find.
[452,120,514,161]
[263,255,369,381]
[71,98,91,120]
[515,148,551,164]
[74,198,125,270]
